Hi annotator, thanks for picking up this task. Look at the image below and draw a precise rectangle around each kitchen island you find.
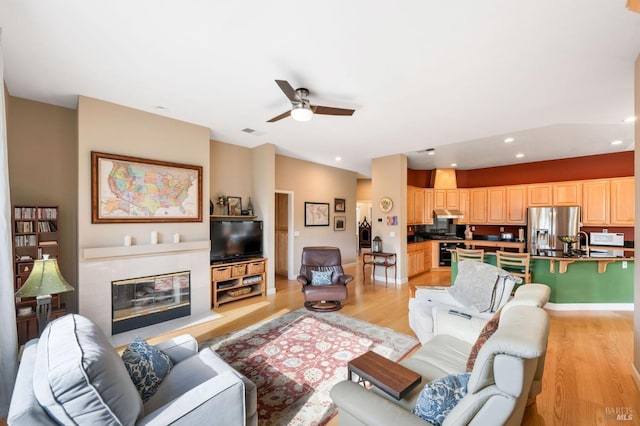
[452,253,634,308]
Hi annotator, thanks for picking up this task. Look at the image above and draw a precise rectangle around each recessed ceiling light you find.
[624,116,637,123]
[335,156,342,162]
[516,153,525,158]
[504,137,515,143]
[611,140,623,145]
[450,163,457,167]
[427,149,436,156]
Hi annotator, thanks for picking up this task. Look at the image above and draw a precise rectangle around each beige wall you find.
[77,96,210,248]
[275,155,358,271]
[634,53,639,382]
[357,179,372,201]
[6,95,78,311]
[210,139,253,212]
[371,154,407,282]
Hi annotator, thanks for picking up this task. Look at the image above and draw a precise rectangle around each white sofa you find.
[8,314,257,426]
[330,287,551,425]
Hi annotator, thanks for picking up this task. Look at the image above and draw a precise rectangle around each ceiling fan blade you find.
[267,110,291,122]
[312,105,355,116]
[275,80,299,102]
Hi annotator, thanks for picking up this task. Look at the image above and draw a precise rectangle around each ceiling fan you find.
[267,80,355,123]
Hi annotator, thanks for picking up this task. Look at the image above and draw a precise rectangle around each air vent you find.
[241,128,256,134]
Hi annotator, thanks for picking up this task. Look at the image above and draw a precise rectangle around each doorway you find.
[274,191,294,278]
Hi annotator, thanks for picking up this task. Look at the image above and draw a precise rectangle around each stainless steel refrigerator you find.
[527,206,580,254]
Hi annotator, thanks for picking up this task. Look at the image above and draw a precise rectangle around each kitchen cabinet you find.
[610,177,634,226]
[469,188,488,223]
[423,189,434,225]
[456,189,470,225]
[582,179,610,226]
[527,184,553,207]
[553,182,582,206]
[407,242,432,277]
[506,186,527,224]
[434,189,460,210]
[487,187,506,224]
[408,186,426,225]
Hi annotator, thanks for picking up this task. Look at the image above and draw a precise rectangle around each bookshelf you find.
[12,205,65,344]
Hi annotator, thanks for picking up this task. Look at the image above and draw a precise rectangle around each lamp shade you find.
[15,256,74,298]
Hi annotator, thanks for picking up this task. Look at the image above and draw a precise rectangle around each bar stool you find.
[455,248,485,262]
[496,251,532,283]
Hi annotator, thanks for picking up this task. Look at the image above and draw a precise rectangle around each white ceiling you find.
[1,1,639,176]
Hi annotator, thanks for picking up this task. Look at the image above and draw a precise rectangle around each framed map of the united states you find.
[91,152,202,223]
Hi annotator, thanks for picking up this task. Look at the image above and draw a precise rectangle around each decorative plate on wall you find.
[379,196,393,213]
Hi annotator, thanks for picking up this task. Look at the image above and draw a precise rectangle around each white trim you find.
[545,302,634,311]
[632,364,640,392]
[267,287,277,296]
[83,240,210,260]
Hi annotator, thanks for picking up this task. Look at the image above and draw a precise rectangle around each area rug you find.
[201,309,419,426]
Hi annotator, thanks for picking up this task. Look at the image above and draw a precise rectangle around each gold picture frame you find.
[91,151,202,223]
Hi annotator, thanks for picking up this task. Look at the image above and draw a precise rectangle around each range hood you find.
[433,209,464,219]
[430,168,464,219]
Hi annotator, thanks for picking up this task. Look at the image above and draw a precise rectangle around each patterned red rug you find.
[202,308,419,426]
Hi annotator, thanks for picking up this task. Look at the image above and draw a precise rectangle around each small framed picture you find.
[227,196,242,216]
[334,198,346,212]
[305,202,330,226]
[334,216,346,231]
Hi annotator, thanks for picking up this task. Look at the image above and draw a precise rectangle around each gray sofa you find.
[8,314,257,426]
[330,285,551,425]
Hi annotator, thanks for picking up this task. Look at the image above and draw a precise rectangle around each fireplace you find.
[112,271,191,334]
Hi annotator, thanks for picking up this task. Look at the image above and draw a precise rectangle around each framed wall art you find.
[91,151,203,223]
[334,216,346,231]
[227,196,242,216]
[304,202,330,226]
[334,198,346,212]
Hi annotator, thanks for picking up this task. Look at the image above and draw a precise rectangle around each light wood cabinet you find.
[553,181,582,206]
[407,186,425,225]
[456,189,470,225]
[610,177,634,226]
[423,189,434,225]
[582,179,610,226]
[506,186,527,224]
[434,189,459,210]
[527,184,553,206]
[407,242,432,277]
[487,187,506,224]
[469,188,488,223]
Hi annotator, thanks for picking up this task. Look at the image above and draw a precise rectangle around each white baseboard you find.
[545,302,634,311]
[267,288,276,296]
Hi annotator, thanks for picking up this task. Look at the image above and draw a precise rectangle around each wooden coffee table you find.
[347,351,422,400]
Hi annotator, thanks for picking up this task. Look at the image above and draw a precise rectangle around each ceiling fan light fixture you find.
[291,104,313,122]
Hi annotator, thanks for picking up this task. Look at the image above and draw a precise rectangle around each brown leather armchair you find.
[297,246,354,312]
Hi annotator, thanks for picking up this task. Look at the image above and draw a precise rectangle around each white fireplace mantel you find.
[83,240,210,261]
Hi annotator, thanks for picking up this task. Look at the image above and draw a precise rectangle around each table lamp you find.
[15,254,74,335]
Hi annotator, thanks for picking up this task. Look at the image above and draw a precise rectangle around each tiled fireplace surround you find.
[78,241,212,346]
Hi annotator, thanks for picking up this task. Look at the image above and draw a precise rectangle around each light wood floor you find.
[134,260,640,425]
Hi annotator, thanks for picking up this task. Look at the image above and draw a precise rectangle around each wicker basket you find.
[247,262,265,274]
[227,287,251,297]
[231,264,246,277]
[212,267,231,281]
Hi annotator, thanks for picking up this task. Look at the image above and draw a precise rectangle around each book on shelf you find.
[39,240,58,246]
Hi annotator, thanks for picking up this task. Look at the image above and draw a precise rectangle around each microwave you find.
[590,232,624,247]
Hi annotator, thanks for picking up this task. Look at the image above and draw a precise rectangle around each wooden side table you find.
[362,252,397,286]
[347,351,422,400]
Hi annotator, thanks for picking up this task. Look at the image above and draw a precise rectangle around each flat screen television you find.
[210,220,263,263]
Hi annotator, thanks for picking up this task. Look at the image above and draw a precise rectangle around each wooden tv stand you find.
[210,258,267,309]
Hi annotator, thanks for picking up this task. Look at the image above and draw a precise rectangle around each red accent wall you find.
[408,151,634,188]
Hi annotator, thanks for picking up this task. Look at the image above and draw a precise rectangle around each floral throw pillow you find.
[122,337,173,402]
[412,373,471,426]
[311,270,333,285]
[466,308,502,372]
